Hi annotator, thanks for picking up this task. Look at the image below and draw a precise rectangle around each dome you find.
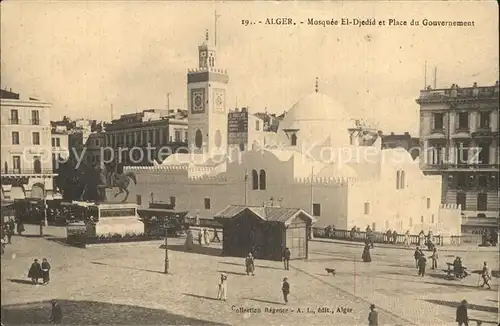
[277,92,353,149]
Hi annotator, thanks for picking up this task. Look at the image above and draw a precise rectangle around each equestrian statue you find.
[95,162,137,202]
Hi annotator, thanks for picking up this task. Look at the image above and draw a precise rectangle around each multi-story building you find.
[50,129,69,169]
[417,81,499,233]
[1,89,55,199]
[103,109,188,166]
[381,132,420,160]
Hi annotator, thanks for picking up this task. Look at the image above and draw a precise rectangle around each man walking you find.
[479,261,492,290]
[430,248,439,270]
[217,273,227,301]
[414,247,423,268]
[368,304,378,326]
[211,228,221,242]
[282,277,290,304]
[28,259,43,285]
[418,254,427,277]
[283,247,291,270]
[41,258,51,285]
[50,300,63,324]
[456,300,468,326]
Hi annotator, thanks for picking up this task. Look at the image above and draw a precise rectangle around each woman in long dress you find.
[185,229,194,251]
[362,244,372,262]
[204,229,211,245]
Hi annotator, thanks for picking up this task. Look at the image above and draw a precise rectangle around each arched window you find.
[195,129,203,149]
[396,170,401,189]
[400,171,405,189]
[259,169,266,190]
[291,133,297,146]
[33,157,41,174]
[252,170,259,190]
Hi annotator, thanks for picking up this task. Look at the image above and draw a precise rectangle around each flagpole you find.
[244,169,248,206]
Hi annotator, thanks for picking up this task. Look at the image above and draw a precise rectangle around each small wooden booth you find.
[137,201,188,236]
[214,205,316,261]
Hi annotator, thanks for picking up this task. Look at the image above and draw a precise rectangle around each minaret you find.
[187,29,229,156]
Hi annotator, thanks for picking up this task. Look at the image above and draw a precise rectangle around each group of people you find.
[1,220,17,254]
[184,228,221,250]
[27,258,51,285]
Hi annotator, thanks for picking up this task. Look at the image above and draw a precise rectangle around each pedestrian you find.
[283,247,291,270]
[41,258,51,285]
[184,229,194,251]
[418,230,425,247]
[282,277,290,304]
[418,254,427,277]
[456,300,468,326]
[368,304,378,326]
[49,299,63,324]
[28,259,43,285]
[404,230,410,247]
[414,246,423,268]
[479,261,492,290]
[5,223,13,244]
[392,230,398,244]
[430,247,438,270]
[16,219,25,235]
[217,273,227,301]
[203,228,211,245]
[211,228,221,242]
[245,253,255,276]
[198,230,205,246]
[362,244,372,263]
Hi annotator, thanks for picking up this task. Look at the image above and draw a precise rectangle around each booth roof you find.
[214,205,316,225]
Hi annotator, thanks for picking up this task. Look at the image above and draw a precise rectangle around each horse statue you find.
[96,162,137,202]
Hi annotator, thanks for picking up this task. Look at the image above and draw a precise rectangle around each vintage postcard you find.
[1,1,498,325]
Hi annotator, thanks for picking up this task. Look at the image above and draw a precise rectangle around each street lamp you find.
[164,216,171,274]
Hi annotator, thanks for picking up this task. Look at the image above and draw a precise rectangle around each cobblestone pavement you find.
[1,226,498,325]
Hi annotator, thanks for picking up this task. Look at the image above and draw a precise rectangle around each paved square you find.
[1,226,498,325]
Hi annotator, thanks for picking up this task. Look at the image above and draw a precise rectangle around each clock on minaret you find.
[213,89,225,113]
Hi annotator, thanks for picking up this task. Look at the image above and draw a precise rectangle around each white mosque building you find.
[118,32,461,236]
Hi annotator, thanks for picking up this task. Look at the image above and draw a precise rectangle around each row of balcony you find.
[423,163,498,170]
[6,119,41,125]
[431,126,496,134]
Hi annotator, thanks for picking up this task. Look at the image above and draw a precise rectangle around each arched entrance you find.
[31,183,45,199]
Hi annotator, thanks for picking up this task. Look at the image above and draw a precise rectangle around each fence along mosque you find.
[118,29,462,237]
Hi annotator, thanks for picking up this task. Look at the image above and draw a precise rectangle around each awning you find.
[138,208,187,217]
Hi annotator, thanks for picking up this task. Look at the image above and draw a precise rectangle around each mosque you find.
[119,31,462,236]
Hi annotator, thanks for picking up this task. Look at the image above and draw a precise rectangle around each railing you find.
[8,119,20,124]
[312,228,444,246]
[30,119,40,125]
[2,168,55,175]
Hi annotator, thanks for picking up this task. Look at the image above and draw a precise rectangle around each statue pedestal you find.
[89,202,144,236]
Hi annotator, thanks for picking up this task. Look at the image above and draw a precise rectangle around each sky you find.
[1,1,498,135]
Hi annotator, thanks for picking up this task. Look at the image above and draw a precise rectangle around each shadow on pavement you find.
[8,279,34,285]
[0,299,229,325]
[216,270,247,276]
[182,293,220,301]
[90,261,164,274]
[44,236,83,249]
[163,244,222,257]
[425,299,499,314]
[220,261,283,271]
[423,281,485,290]
[243,297,285,305]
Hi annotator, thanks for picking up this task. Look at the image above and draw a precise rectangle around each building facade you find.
[100,32,460,237]
[417,81,499,232]
[381,132,420,160]
[51,129,70,170]
[1,89,55,199]
[103,109,188,166]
